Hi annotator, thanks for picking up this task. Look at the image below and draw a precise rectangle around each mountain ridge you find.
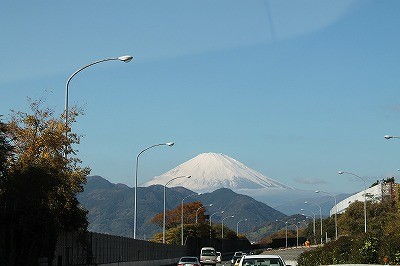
[78,175,288,239]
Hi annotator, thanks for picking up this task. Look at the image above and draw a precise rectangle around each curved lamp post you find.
[64,55,133,156]
[276,219,294,248]
[305,201,323,244]
[221,215,234,239]
[209,211,224,239]
[338,171,367,233]
[316,190,338,240]
[384,135,400,140]
[288,222,300,247]
[301,209,316,244]
[236,218,248,236]
[181,193,201,245]
[195,204,213,224]
[163,175,191,243]
[134,142,174,239]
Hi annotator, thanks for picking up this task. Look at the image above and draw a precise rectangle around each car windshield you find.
[180,257,197,262]
[242,258,283,266]
[202,250,215,256]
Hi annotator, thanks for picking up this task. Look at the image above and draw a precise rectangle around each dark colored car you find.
[178,256,201,266]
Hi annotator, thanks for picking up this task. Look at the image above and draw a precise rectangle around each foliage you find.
[150,201,206,229]
[150,201,240,244]
[0,99,90,265]
[298,198,400,266]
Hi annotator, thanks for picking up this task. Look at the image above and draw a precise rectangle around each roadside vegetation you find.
[0,99,90,265]
[298,183,400,265]
[149,201,242,244]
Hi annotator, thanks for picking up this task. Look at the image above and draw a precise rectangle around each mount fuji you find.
[142,152,294,192]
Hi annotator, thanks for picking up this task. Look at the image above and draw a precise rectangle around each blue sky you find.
[1,0,400,194]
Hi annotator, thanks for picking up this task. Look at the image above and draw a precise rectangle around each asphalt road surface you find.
[217,246,316,266]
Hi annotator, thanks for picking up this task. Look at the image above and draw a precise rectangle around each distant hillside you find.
[78,176,288,239]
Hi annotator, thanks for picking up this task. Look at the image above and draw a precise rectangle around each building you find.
[330,179,397,216]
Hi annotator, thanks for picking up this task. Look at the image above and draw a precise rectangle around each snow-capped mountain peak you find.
[142,152,293,192]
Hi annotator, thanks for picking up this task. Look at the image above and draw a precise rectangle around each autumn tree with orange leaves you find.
[150,201,208,229]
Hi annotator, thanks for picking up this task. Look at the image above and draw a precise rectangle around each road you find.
[217,246,315,266]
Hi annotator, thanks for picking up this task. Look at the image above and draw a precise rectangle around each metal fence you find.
[53,232,186,265]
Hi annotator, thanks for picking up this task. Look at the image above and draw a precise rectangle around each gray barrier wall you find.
[53,232,187,266]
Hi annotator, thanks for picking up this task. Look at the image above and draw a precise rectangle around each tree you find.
[150,201,206,229]
[0,99,90,265]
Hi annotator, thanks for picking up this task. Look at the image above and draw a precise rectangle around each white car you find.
[216,252,222,263]
[238,254,289,266]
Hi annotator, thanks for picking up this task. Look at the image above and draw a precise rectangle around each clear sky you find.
[1,0,400,194]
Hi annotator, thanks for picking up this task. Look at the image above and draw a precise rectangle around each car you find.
[200,247,217,265]
[238,254,289,266]
[231,252,243,265]
[216,251,222,263]
[177,256,201,266]
[234,257,242,266]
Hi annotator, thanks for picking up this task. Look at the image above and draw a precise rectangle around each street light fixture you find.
[384,135,400,140]
[276,219,295,248]
[209,211,224,239]
[221,215,234,239]
[163,175,191,243]
[134,142,174,239]
[305,201,323,244]
[181,193,201,245]
[300,209,316,244]
[195,204,213,224]
[316,190,338,240]
[64,55,133,156]
[338,171,367,233]
[236,219,248,236]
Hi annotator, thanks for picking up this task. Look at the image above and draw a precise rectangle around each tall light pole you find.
[276,219,294,248]
[195,204,213,224]
[64,55,133,156]
[288,222,299,247]
[134,142,174,239]
[163,175,191,243]
[305,201,323,244]
[301,209,316,244]
[221,215,234,239]
[181,193,201,245]
[338,171,367,233]
[209,211,224,239]
[275,220,287,248]
[384,135,400,140]
[316,190,338,240]
[236,219,248,236]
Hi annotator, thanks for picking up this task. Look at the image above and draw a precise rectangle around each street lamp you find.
[64,55,133,156]
[384,135,400,140]
[305,201,323,244]
[276,219,295,248]
[288,222,300,248]
[134,142,174,239]
[181,193,201,245]
[209,211,224,239]
[316,190,338,240]
[236,219,248,236]
[196,204,213,224]
[338,171,367,233]
[163,175,191,243]
[221,215,234,239]
[301,209,316,244]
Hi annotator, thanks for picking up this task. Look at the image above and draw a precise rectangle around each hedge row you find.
[297,234,400,266]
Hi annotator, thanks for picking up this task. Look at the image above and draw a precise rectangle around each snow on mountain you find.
[142,152,293,192]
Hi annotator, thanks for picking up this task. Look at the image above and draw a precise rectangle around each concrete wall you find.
[53,231,186,266]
